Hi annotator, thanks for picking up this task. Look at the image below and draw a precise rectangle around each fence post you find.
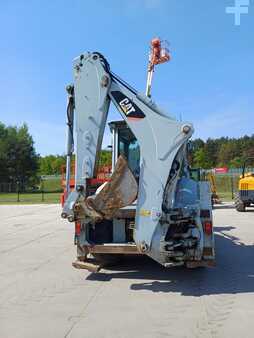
[231,175,234,200]
[17,180,20,202]
[41,177,45,202]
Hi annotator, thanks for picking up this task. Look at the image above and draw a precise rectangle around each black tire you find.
[235,193,246,212]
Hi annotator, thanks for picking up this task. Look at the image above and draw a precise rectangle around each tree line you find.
[0,121,253,186]
[0,121,112,185]
[189,136,254,169]
[0,122,38,186]
[38,150,112,176]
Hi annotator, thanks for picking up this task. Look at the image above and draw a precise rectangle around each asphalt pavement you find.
[0,204,254,338]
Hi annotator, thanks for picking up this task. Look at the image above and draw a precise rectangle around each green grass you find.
[41,177,62,192]
[0,192,61,204]
[0,176,63,204]
[218,191,234,202]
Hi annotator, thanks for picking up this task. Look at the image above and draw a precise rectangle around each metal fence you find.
[228,167,254,175]
[0,170,249,204]
[209,167,254,201]
[213,173,240,201]
[0,176,63,203]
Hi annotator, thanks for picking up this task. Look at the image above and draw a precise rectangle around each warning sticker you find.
[139,209,151,217]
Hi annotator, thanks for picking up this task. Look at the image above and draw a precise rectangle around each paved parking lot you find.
[0,204,254,338]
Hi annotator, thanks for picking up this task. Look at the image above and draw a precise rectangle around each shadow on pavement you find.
[86,225,254,296]
[213,203,254,211]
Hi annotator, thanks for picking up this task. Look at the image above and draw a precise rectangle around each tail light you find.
[75,221,81,236]
[203,221,213,235]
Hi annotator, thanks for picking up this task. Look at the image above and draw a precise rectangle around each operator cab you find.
[108,120,200,183]
[109,120,140,178]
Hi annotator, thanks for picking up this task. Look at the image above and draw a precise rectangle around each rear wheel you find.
[235,193,246,212]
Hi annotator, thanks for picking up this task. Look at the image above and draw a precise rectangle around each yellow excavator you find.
[206,172,221,205]
[235,158,254,212]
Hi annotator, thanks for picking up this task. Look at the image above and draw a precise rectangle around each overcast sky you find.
[0,0,253,155]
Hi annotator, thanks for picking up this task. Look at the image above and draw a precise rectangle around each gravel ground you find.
[0,204,253,338]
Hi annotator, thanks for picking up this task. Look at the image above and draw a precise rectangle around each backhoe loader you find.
[61,52,215,272]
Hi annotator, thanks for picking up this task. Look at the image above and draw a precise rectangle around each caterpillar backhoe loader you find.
[61,52,215,272]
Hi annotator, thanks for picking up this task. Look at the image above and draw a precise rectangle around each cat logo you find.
[110,91,146,119]
[119,98,136,115]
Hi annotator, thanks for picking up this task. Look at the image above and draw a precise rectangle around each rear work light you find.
[75,221,81,236]
[203,221,213,235]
